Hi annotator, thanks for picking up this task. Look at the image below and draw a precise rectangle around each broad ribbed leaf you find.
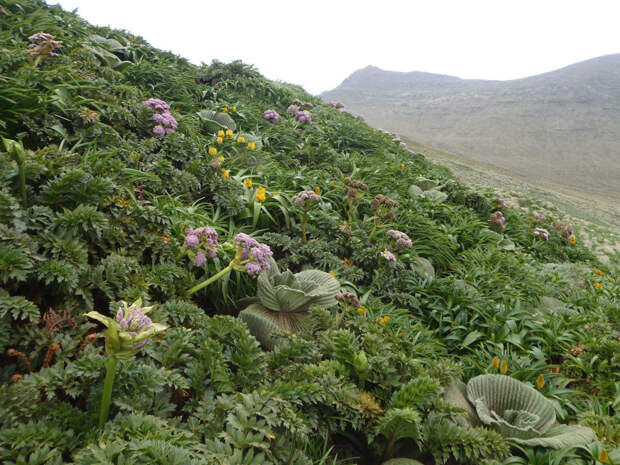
[443,379,480,426]
[408,185,423,197]
[239,303,308,349]
[197,110,237,131]
[414,176,438,191]
[422,189,448,203]
[295,269,339,308]
[513,424,597,449]
[412,257,434,278]
[467,374,556,440]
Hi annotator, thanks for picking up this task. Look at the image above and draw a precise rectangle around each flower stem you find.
[301,212,308,244]
[368,220,378,241]
[18,161,26,205]
[187,263,233,295]
[99,356,118,428]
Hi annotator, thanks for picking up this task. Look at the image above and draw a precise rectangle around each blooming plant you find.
[533,227,550,240]
[488,211,506,232]
[28,32,61,65]
[292,190,321,244]
[85,300,167,427]
[187,233,272,295]
[386,229,412,249]
[295,110,312,125]
[183,227,219,266]
[263,109,280,122]
[143,98,178,136]
[343,177,368,221]
[369,194,399,240]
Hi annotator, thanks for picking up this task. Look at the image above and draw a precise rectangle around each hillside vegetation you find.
[0,2,619,464]
[321,58,620,223]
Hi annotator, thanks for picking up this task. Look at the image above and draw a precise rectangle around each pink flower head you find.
[534,214,546,220]
[143,98,177,136]
[295,110,312,125]
[194,251,207,267]
[336,292,360,308]
[263,109,280,122]
[381,250,397,262]
[488,211,506,231]
[292,190,321,209]
[387,230,412,249]
[533,227,550,240]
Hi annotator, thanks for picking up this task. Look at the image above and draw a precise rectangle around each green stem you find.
[187,263,233,295]
[301,212,307,244]
[368,220,378,241]
[99,356,118,428]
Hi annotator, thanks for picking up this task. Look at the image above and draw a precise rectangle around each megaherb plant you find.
[0,1,618,464]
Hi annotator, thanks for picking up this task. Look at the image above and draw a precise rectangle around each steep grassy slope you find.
[321,57,620,209]
[0,2,618,464]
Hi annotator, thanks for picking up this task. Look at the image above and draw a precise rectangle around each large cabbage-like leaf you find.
[442,379,480,427]
[238,303,308,349]
[257,262,339,312]
[512,424,596,449]
[196,110,236,131]
[467,374,556,440]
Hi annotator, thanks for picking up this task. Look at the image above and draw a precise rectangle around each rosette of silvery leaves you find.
[86,299,167,360]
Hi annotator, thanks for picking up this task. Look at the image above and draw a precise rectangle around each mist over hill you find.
[322,55,620,206]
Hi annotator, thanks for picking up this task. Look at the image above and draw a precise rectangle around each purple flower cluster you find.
[387,230,413,249]
[263,109,280,122]
[292,190,321,209]
[143,98,178,136]
[552,220,573,238]
[287,104,300,114]
[328,101,346,113]
[534,227,550,240]
[234,233,273,277]
[534,213,546,220]
[488,211,506,231]
[28,32,62,58]
[380,250,397,262]
[116,304,153,349]
[496,198,508,209]
[295,110,312,125]
[185,227,218,265]
[336,292,361,308]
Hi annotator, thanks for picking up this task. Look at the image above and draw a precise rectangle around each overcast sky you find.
[48,0,620,95]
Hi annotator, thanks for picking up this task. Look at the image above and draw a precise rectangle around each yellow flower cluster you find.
[593,269,606,277]
[243,178,253,188]
[256,186,266,202]
[222,107,228,113]
[237,136,246,143]
[248,142,256,150]
[226,129,234,139]
[217,137,223,145]
[536,374,545,389]
[208,147,217,156]
[611,278,616,283]
[492,356,509,374]
[314,187,321,195]
[593,282,603,290]
[569,236,576,245]
[222,170,230,179]
[377,316,390,324]
[356,307,367,315]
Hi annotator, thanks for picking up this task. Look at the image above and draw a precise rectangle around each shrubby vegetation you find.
[0,1,618,464]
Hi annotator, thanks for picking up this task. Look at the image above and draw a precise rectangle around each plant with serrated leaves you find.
[466,374,597,449]
[239,259,340,349]
[0,245,32,284]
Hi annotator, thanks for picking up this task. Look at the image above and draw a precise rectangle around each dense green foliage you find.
[0,1,618,464]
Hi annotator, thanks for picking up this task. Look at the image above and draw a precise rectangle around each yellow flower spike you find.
[217,137,223,145]
[500,360,508,374]
[217,130,225,138]
[569,236,576,245]
[398,332,404,338]
[222,170,230,179]
[237,136,246,143]
[225,129,234,138]
[329,271,336,278]
[599,448,609,463]
[208,147,217,156]
[593,282,603,290]
[248,142,257,151]
[315,187,321,195]
[217,156,225,163]
[593,269,606,277]
[256,187,266,202]
[492,356,500,370]
[377,316,390,324]
[611,278,616,283]
[400,162,405,169]
[357,307,367,316]
[232,106,237,112]
[243,178,253,188]
[536,374,545,389]
[222,107,228,113]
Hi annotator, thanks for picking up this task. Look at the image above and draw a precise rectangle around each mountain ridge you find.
[322,54,620,209]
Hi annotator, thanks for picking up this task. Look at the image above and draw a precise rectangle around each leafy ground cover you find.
[0,2,618,464]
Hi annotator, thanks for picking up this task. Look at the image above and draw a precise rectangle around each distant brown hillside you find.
[321,55,620,205]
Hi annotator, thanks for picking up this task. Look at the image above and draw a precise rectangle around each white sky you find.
[48,0,620,95]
